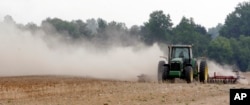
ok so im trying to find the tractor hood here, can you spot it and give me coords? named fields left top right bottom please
left=170, top=58, right=183, bottom=63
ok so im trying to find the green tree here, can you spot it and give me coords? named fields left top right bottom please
left=208, top=36, right=233, bottom=64
left=236, top=36, right=250, bottom=71
left=97, top=18, right=107, bottom=33
left=129, top=25, right=141, bottom=41
left=172, top=17, right=210, bottom=57
left=220, top=1, right=250, bottom=38
left=208, top=23, right=223, bottom=39
left=141, top=10, right=173, bottom=45
left=42, top=18, right=91, bottom=39
left=4, top=15, right=15, bottom=24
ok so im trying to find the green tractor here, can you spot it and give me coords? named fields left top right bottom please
left=158, top=45, right=208, bottom=83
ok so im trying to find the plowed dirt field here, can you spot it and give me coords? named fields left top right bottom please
left=0, top=73, right=249, bottom=105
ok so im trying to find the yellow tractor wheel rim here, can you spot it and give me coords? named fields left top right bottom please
left=205, top=65, right=208, bottom=81
left=190, top=70, right=193, bottom=82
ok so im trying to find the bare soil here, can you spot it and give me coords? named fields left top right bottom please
left=0, top=73, right=249, bottom=105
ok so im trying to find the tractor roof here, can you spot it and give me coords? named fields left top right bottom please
left=168, top=45, right=192, bottom=48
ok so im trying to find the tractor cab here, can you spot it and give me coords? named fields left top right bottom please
left=169, top=45, right=192, bottom=61
left=168, top=45, right=193, bottom=72
left=169, top=46, right=192, bottom=68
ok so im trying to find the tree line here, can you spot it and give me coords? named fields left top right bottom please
left=2, top=1, right=250, bottom=71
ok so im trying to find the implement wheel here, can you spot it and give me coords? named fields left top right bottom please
left=199, top=60, right=208, bottom=83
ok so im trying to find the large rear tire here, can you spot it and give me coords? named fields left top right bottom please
left=162, top=66, right=168, bottom=81
left=158, top=61, right=165, bottom=82
left=158, top=61, right=168, bottom=82
left=185, top=66, right=193, bottom=83
left=199, top=60, right=208, bottom=83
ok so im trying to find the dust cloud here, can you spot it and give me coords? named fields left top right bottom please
left=207, top=60, right=237, bottom=77
left=0, top=22, right=163, bottom=81
left=0, top=21, right=248, bottom=84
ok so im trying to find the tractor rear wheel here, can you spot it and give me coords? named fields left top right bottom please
left=185, top=66, right=193, bottom=83
left=162, top=66, right=168, bottom=81
left=158, top=61, right=165, bottom=82
left=199, top=60, right=208, bottom=83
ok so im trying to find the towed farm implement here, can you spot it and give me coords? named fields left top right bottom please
left=207, top=71, right=240, bottom=84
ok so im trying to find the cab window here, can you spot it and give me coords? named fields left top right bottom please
left=172, top=47, right=190, bottom=59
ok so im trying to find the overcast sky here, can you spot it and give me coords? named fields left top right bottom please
left=0, top=0, right=248, bottom=28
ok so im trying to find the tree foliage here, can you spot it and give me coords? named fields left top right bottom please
left=208, top=23, right=223, bottom=39
left=172, top=17, right=210, bottom=57
left=3, top=1, right=250, bottom=71
left=141, top=10, right=173, bottom=45
left=208, top=36, right=233, bottom=64
left=220, top=1, right=250, bottom=38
